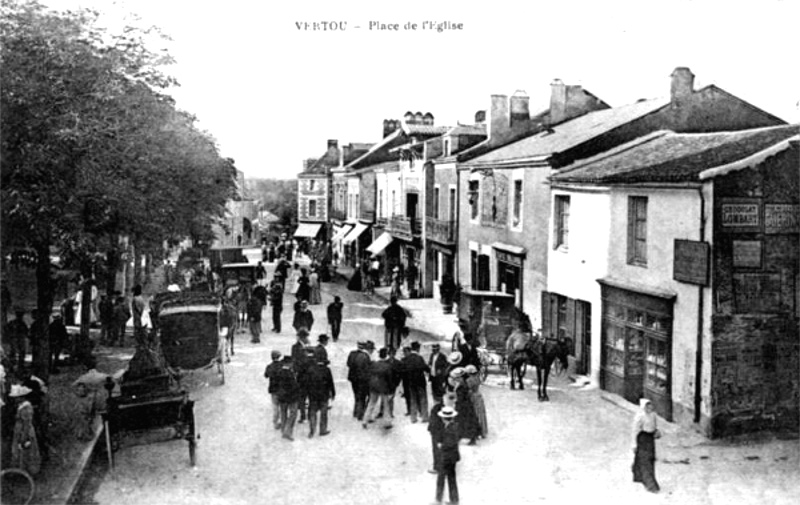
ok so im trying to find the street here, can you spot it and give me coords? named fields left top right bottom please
left=84, top=266, right=799, bottom=505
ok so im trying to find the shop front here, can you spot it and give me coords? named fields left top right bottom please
left=599, top=280, right=675, bottom=421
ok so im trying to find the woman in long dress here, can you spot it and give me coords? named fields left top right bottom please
left=308, top=269, right=322, bottom=305
left=631, top=398, right=661, bottom=493
left=11, top=395, right=41, bottom=476
left=295, top=269, right=310, bottom=302
left=447, top=368, right=480, bottom=445
left=464, top=364, right=488, bottom=439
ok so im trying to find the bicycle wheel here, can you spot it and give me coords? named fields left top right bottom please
left=1, top=468, right=35, bottom=505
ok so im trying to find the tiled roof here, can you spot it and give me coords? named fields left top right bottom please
left=448, top=124, right=486, bottom=136
left=550, top=124, right=800, bottom=184
left=465, top=97, right=670, bottom=165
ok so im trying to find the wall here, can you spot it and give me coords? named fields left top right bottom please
left=297, top=176, right=329, bottom=222
left=709, top=146, right=799, bottom=437
left=359, top=170, right=376, bottom=222
left=547, top=186, right=612, bottom=386
left=607, top=187, right=710, bottom=429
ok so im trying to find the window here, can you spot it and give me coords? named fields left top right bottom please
left=309, top=199, right=317, bottom=217
left=444, top=138, right=451, bottom=157
left=309, top=180, right=316, bottom=191
left=468, top=180, right=479, bottom=220
left=554, top=195, right=570, bottom=250
left=433, top=187, right=441, bottom=219
left=470, top=250, right=478, bottom=288
left=449, top=187, right=457, bottom=223
left=628, top=196, right=648, bottom=265
left=512, top=179, right=523, bottom=228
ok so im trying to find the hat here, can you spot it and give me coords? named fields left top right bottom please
left=443, top=392, right=457, bottom=404
left=431, top=343, right=441, bottom=350
left=449, top=367, right=466, bottom=379
left=364, top=340, right=376, bottom=350
left=639, top=398, right=652, bottom=409
left=438, top=406, right=458, bottom=419
left=9, top=384, right=32, bottom=398
left=464, top=365, right=478, bottom=375
left=271, top=350, right=283, bottom=359
left=447, top=351, right=463, bottom=365
left=318, top=334, right=329, bottom=342
left=296, top=328, right=310, bottom=338
left=410, top=341, right=421, bottom=351
left=357, top=341, right=366, bottom=350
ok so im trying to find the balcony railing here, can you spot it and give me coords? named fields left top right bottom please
left=388, top=215, right=421, bottom=240
left=425, top=217, right=456, bottom=245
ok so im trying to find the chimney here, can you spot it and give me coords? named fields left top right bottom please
left=474, top=110, right=486, bottom=124
left=488, top=94, right=509, bottom=140
left=510, top=90, right=530, bottom=127
left=327, top=139, right=338, bottom=150
left=383, top=119, right=399, bottom=138
left=414, top=111, right=424, bottom=124
left=404, top=111, right=415, bottom=125
left=671, top=67, right=695, bottom=102
left=423, top=112, right=434, bottom=125
left=549, top=79, right=567, bottom=125
left=340, top=145, right=350, bottom=167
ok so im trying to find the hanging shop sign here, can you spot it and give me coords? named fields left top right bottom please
left=673, top=239, right=710, bottom=286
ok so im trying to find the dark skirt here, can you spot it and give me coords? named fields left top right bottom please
left=632, top=431, right=660, bottom=492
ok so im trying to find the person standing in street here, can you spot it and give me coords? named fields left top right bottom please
left=403, top=341, right=430, bottom=423
left=98, top=294, right=113, bottom=344
left=269, top=279, right=283, bottom=333
left=291, top=329, right=311, bottom=423
left=428, top=392, right=457, bottom=474
left=314, top=334, right=329, bottom=365
left=428, top=343, right=449, bottom=405
left=112, top=295, right=131, bottom=347
left=448, top=368, right=480, bottom=445
left=363, top=347, right=395, bottom=429
left=48, top=314, right=69, bottom=373
left=308, top=268, right=322, bottom=305
left=381, top=296, right=407, bottom=351
left=292, top=300, right=314, bottom=334
left=434, top=406, right=460, bottom=505
left=263, top=350, right=284, bottom=430
left=346, top=340, right=373, bottom=421
left=247, top=292, right=264, bottom=344
left=464, top=364, right=488, bottom=439
left=631, top=398, right=661, bottom=493
left=274, top=356, right=300, bottom=441
left=326, top=296, right=343, bottom=342
left=288, top=263, right=302, bottom=296
left=304, top=359, right=335, bottom=438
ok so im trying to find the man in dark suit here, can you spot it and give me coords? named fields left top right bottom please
left=434, top=406, right=461, bottom=504
left=314, top=334, right=330, bottom=365
left=292, top=300, right=314, bottom=333
left=304, top=359, right=335, bottom=438
left=291, top=329, right=311, bottom=423
left=274, top=356, right=300, bottom=441
left=428, top=343, right=449, bottom=405
left=381, top=296, right=407, bottom=351
left=403, top=341, right=430, bottom=423
left=363, top=347, right=395, bottom=429
left=326, top=296, right=343, bottom=342
left=269, top=279, right=283, bottom=333
left=346, top=340, right=373, bottom=421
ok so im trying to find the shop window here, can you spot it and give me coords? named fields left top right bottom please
left=627, top=196, right=648, bottom=266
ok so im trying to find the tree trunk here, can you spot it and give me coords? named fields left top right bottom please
left=105, top=246, right=119, bottom=297
left=33, top=241, right=54, bottom=383
left=133, top=244, right=142, bottom=289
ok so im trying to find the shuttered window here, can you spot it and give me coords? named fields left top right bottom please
left=627, top=196, right=648, bottom=266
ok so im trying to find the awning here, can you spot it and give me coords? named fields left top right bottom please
left=366, top=232, right=394, bottom=255
left=342, top=223, right=369, bottom=245
left=293, top=223, right=322, bottom=238
left=491, top=241, right=527, bottom=256
left=331, top=224, right=354, bottom=243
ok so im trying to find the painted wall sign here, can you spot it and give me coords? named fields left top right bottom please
left=732, top=240, right=762, bottom=268
left=720, top=199, right=761, bottom=233
left=673, top=239, right=710, bottom=285
left=764, top=204, right=799, bottom=233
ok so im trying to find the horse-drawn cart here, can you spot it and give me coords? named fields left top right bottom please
left=456, top=289, right=524, bottom=381
left=102, top=292, right=227, bottom=470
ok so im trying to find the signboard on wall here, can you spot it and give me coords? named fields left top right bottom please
left=720, top=199, right=761, bottom=232
left=764, top=204, right=799, bottom=233
left=732, top=273, right=782, bottom=313
left=732, top=240, right=762, bottom=268
left=673, top=239, right=710, bottom=286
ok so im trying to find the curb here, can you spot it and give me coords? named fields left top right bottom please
left=63, top=415, right=104, bottom=505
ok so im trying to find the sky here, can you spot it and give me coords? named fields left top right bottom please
left=40, top=0, right=800, bottom=180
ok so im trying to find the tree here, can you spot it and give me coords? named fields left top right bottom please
left=1, top=0, right=236, bottom=379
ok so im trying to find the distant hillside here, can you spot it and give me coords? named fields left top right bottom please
left=245, top=179, right=297, bottom=226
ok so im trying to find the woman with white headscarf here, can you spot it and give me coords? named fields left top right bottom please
left=631, top=398, right=661, bottom=493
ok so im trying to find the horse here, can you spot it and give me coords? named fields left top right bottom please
left=505, top=329, right=571, bottom=401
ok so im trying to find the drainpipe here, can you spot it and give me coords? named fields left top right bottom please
left=694, top=185, right=706, bottom=424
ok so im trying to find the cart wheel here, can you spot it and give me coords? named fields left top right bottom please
left=0, top=468, right=35, bottom=505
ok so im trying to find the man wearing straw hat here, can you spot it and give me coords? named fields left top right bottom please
left=433, top=405, right=461, bottom=505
